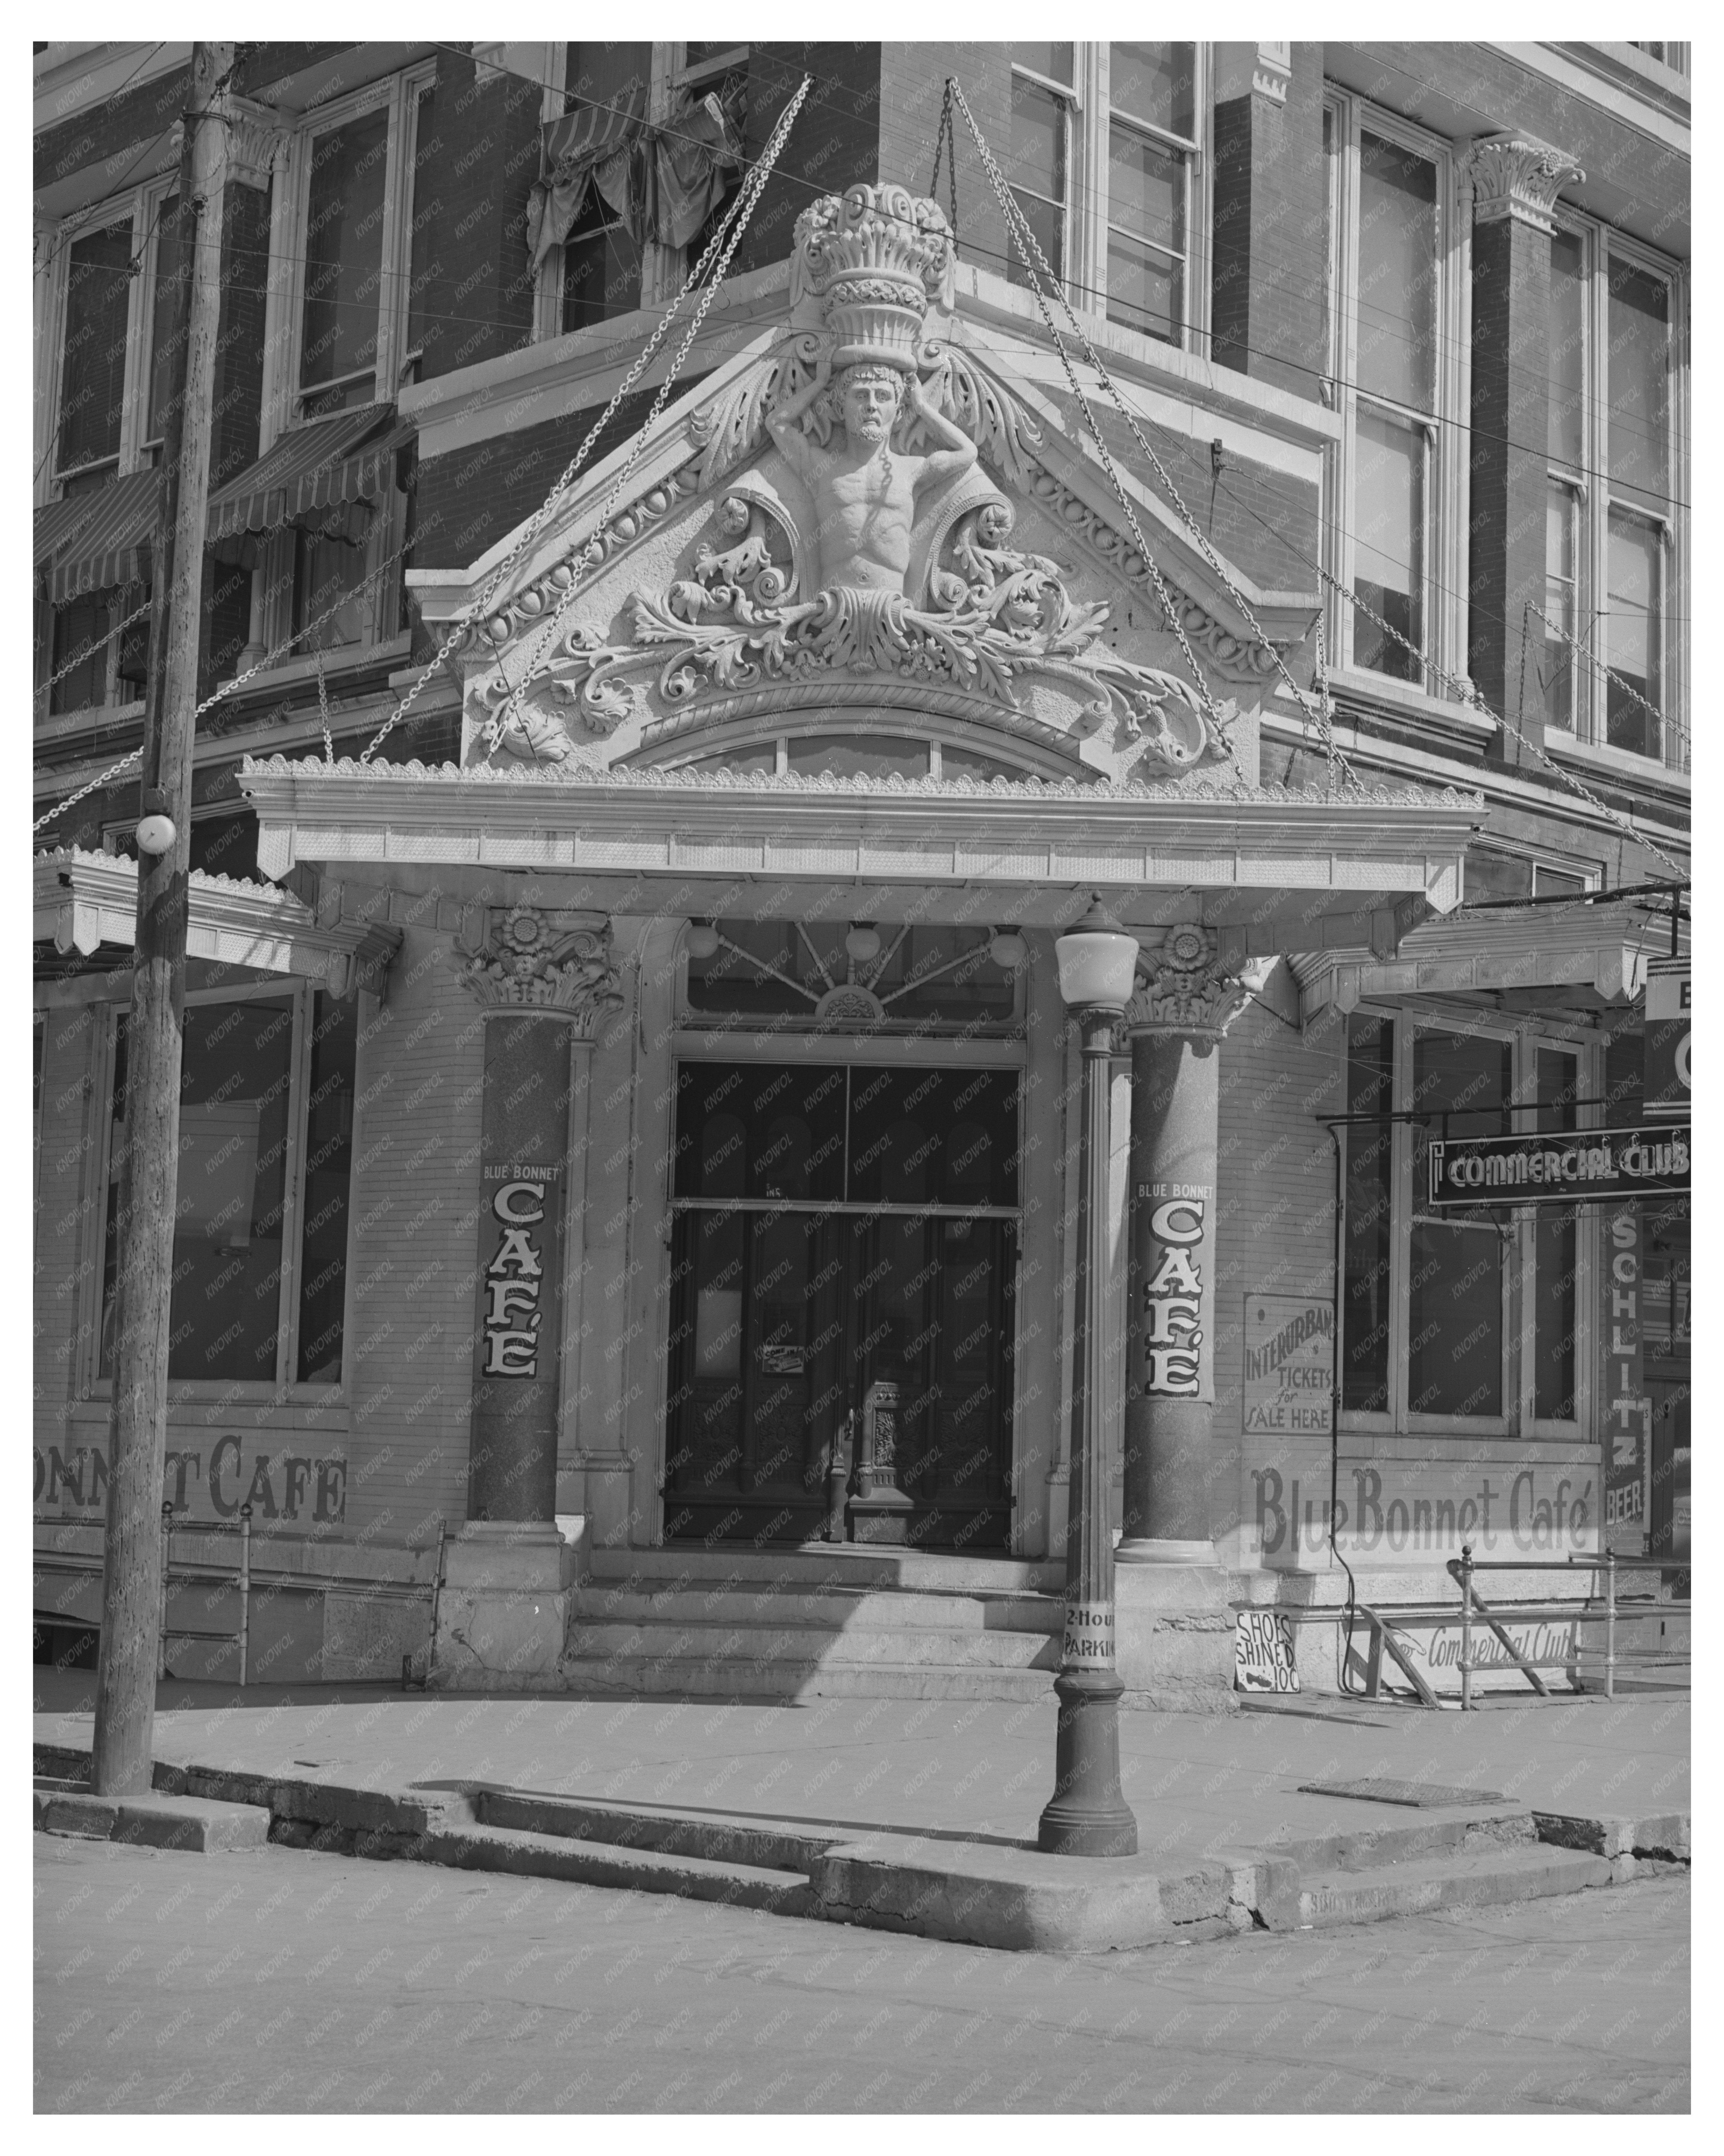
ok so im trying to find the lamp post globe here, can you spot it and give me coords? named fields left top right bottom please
left=1040, top=894, right=1141, bottom=1858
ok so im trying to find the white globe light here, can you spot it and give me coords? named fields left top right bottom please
left=686, top=921, right=720, bottom=960
left=1054, top=894, right=1138, bottom=1012
left=989, top=930, right=1027, bottom=971
left=845, top=923, right=882, bottom=965
left=134, top=813, right=177, bottom=857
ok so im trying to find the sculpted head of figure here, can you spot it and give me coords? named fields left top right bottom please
left=834, top=362, right=905, bottom=445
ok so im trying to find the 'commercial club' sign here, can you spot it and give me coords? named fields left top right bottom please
left=1427, top=1126, right=1689, bottom=1208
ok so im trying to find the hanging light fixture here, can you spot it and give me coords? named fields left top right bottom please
left=989, top=927, right=1027, bottom=972
left=844, top=922, right=882, bottom=966
left=685, top=921, right=720, bottom=960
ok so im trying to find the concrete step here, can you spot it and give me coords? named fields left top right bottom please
left=1280, top=1842, right=1611, bottom=1930
left=572, top=1585, right=1062, bottom=1633
left=553, top=1653, right=1059, bottom=1702
left=586, top=1545, right=1065, bottom=1595
left=474, top=1788, right=836, bottom=1874
left=413, top=1817, right=816, bottom=1916
left=567, top=1618, right=1058, bottom=1670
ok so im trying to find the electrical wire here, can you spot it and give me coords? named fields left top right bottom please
left=39, top=44, right=1687, bottom=511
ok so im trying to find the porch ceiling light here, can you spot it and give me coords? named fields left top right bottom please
left=989, top=928, right=1027, bottom=972
left=1054, top=894, right=1137, bottom=1014
left=685, top=921, right=720, bottom=960
left=844, top=922, right=882, bottom=966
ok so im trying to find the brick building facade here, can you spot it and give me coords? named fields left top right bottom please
left=34, top=41, right=1689, bottom=1700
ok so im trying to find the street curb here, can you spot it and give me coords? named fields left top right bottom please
left=32, top=1743, right=1691, bottom=1953
left=33, top=1785, right=270, bottom=1853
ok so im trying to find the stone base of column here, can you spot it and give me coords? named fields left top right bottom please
left=1114, top=1562, right=1239, bottom=1712
left=428, top=1523, right=573, bottom=1688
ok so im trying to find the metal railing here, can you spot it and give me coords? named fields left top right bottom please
left=1451, top=1544, right=1690, bottom=1710
left=157, top=1500, right=251, bottom=1684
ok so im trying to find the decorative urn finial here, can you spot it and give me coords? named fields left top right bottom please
left=789, top=182, right=956, bottom=371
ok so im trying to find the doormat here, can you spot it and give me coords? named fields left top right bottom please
left=1297, top=1777, right=1506, bottom=1808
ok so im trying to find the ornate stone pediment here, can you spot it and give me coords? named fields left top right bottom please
left=462, top=181, right=1283, bottom=784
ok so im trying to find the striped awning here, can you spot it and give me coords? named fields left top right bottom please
left=206, top=404, right=410, bottom=546
left=36, top=471, right=160, bottom=603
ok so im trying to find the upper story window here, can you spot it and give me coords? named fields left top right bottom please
left=56, top=218, right=132, bottom=490
left=1325, top=94, right=1459, bottom=694
left=538, top=42, right=747, bottom=338
left=559, top=42, right=650, bottom=335
left=1007, top=43, right=1205, bottom=353
left=1544, top=215, right=1684, bottom=768
left=283, top=69, right=428, bottom=425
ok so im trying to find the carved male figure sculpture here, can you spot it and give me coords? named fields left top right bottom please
left=767, top=351, right=977, bottom=596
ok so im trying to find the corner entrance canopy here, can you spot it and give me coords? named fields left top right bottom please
left=241, top=756, right=1481, bottom=946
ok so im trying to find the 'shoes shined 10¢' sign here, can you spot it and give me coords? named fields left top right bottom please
left=1428, top=1125, right=1689, bottom=1208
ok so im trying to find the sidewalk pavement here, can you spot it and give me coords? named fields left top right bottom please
left=32, top=1670, right=1689, bottom=1876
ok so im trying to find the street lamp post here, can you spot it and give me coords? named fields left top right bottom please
left=1039, top=895, right=1140, bottom=1858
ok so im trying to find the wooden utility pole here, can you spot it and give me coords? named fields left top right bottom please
left=92, top=42, right=233, bottom=1796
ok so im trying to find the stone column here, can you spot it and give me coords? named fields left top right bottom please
left=1114, top=925, right=1252, bottom=1707
left=430, top=904, right=622, bottom=1688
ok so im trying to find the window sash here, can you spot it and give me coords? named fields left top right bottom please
left=1542, top=476, right=1581, bottom=731
left=1339, top=1012, right=1586, bottom=1436
left=91, top=981, right=353, bottom=1398
left=1604, top=506, right=1663, bottom=760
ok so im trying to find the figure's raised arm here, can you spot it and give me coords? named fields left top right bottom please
left=765, top=347, right=831, bottom=477
left=906, top=375, right=978, bottom=479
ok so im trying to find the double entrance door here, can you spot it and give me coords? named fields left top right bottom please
left=664, top=1060, right=1019, bottom=1549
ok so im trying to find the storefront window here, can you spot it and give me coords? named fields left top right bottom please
left=1341, top=1015, right=1393, bottom=1412
left=1407, top=1029, right=1509, bottom=1417
left=1340, top=1014, right=1583, bottom=1432
left=99, top=987, right=357, bottom=1388
left=1532, top=1046, right=1579, bottom=1421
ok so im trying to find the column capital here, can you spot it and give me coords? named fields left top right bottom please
left=1463, top=134, right=1585, bottom=237
left=451, top=902, right=625, bottom=1037
left=222, top=98, right=290, bottom=192
left=1121, top=923, right=1252, bottom=1044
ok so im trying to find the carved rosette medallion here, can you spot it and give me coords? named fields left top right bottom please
left=1121, top=922, right=1252, bottom=1044
left=452, top=904, right=624, bottom=1037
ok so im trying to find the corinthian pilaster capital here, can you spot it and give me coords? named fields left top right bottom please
left=450, top=903, right=625, bottom=1038
left=1121, top=923, right=1252, bottom=1044
left=222, top=98, right=289, bottom=192
left=1463, top=135, right=1584, bottom=237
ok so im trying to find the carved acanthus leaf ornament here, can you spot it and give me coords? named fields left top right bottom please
left=452, top=904, right=624, bottom=1034
left=1122, top=922, right=1252, bottom=1043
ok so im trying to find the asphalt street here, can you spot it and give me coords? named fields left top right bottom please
left=34, top=1835, right=1689, bottom=2113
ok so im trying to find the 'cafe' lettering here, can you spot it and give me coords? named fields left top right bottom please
left=1141, top=1191, right=1207, bottom=1397
left=484, top=1175, right=552, bottom=1378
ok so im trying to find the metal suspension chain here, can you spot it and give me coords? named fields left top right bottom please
left=929, top=79, right=959, bottom=238
left=946, top=84, right=1248, bottom=784
left=37, top=594, right=154, bottom=700
left=1284, top=537, right=1689, bottom=881
left=314, top=642, right=334, bottom=764
left=950, top=80, right=1366, bottom=796
left=1525, top=594, right=1681, bottom=756
left=363, top=76, right=812, bottom=767
left=477, top=74, right=814, bottom=760
left=33, top=538, right=409, bottom=838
